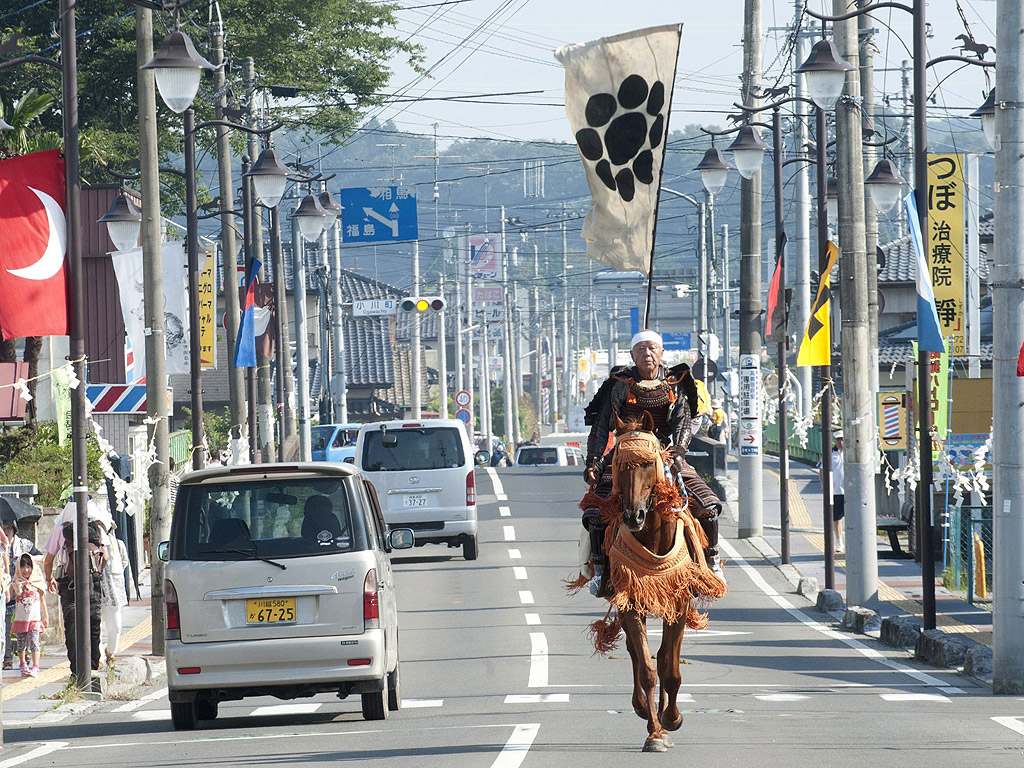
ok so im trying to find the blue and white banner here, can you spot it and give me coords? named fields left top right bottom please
left=905, top=192, right=946, bottom=353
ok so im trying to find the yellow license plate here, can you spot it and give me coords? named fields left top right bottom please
left=246, top=597, right=297, bottom=625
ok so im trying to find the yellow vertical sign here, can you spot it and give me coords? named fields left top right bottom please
left=926, top=154, right=965, bottom=355
left=198, top=247, right=216, bottom=369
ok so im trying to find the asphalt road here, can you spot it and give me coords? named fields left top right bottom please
left=3, top=466, right=1023, bottom=767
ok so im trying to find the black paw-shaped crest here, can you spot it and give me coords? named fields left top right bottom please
left=575, top=74, right=666, bottom=202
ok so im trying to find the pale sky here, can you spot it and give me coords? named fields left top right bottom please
left=375, top=0, right=997, bottom=144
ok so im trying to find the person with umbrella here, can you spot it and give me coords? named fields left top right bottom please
left=0, top=497, right=42, bottom=670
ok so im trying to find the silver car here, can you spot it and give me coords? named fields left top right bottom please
left=159, top=463, right=412, bottom=730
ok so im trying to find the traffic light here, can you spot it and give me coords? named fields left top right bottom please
left=399, top=296, right=446, bottom=313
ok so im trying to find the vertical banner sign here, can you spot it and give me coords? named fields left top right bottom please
left=912, top=340, right=950, bottom=462
left=926, top=154, right=965, bottom=355
left=738, top=354, right=761, bottom=456
left=877, top=392, right=907, bottom=451
left=198, top=248, right=216, bottom=369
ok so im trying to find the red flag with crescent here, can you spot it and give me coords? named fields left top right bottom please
left=0, top=150, right=69, bottom=340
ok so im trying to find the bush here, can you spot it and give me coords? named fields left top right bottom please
left=0, top=421, right=103, bottom=506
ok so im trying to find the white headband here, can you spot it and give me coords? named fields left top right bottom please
left=630, top=330, right=663, bottom=348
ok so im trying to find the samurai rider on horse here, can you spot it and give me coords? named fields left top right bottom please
left=578, top=328, right=724, bottom=596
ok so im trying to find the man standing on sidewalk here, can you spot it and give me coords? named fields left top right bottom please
left=830, top=432, right=846, bottom=554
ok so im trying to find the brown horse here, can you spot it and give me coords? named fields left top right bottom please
left=596, top=412, right=726, bottom=753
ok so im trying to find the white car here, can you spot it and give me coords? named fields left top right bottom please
left=514, top=444, right=586, bottom=467
left=160, top=462, right=413, bottom=730
left=356, top=419, right=479, bottom=560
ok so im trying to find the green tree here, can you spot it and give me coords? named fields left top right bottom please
left=0, top=422, right=103, bottom=507
left=1, top=2, right=421, bottom=191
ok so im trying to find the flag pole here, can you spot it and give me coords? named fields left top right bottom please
left=643, top=23, right=683, bottom=329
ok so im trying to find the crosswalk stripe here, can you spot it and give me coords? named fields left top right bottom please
left=505, top=694, right=569, bottom=704
left=250, top=703, right=322, bottom=717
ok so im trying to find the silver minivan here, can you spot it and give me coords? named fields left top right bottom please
left=356, top=419, right=479, bottom=560
left=161, top=463, right=412, bottom=730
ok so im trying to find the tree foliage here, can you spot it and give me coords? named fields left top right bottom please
left=0, top=422, right=104, bottom=507
left=0, top=1, right=420, bottom=187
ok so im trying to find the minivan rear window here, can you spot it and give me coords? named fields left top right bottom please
left=362, top=427, right=465, bottom=471
left=176, top=477, right=361, bottom=560
left=517, top=447, right=558, bottom=465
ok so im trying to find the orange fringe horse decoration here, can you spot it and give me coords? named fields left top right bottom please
left=570, top=412, right=727, bottom=752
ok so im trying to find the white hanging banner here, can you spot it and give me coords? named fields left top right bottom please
left=556, top=24, right=683, bottom=274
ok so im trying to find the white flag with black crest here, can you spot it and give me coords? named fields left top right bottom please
left=556, top=24, right=682, bottom=275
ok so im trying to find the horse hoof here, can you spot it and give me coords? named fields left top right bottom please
left=660, top=712, right=683, bottom=732
left=643, top=738, right=668, bottom=753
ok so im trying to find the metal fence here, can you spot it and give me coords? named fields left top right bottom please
left=943, top=505, right=993, bottom=606
left=169, top=429, right=191, bottom=468
left=763, top=421, right=823, bottom=465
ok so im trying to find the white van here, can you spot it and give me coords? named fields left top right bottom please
left=161, top=463, right=413, bottom=730
left=356, top=419, right=479, bottom=560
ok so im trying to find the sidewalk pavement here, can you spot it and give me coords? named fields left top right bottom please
left=724, top=452, right=994, bottom=648
left=2, top=569, right=159, bottom=726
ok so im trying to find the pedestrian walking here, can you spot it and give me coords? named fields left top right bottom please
left=11, top=553, right=48, bottom=677
left=96, top=516, right=130, bottom=666
left=819, top=431, right=846, bottom=554
left=42, top=500, right=109, bottom=681
left=3, top=521, right=41, bottom=670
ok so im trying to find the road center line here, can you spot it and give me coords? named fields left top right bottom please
left=518, top=590, right=534, bottom=604
left=513, top=566, right=528, bottom=580
left=508, top=548, right=521, bottom=559
left=525, top=613, right=541, bottom=625
left=490, top=724, right=540, bottom=768
left=528, top=632, right=548, bottom=687
left=719, top=539, right=949, bottom=688
left=503, top=525, right=516, bottom=541
left=486, top=468, right=508, bottom=500
left=499, top=505, right=511, bottom=517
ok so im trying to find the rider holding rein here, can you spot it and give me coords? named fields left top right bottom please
left=580, top=329, right=724, bottom=588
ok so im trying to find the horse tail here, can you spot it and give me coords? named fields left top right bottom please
left=588, top=605, right=623, bottom=656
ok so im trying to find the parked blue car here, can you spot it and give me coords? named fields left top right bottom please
left=311, top=423, right=363, bottom=463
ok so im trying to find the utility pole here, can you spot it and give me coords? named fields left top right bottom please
left=209, top=15, right=244, bottom=439
left=330, top=215, right=347, bottom=423
left=793, top=0, right=813, bottom=419
left=438, top=272, right=448, bottom=418
left=697, top=202, right=708, bottom=390
left=136, top=5, right=170, bottom=656
left=291, top=212, right=311, bottom=460
left=550, top=295, right=559, bottom=427
left=500, top=207, right=514, bottom=442
left=991, top=0, right=1024, bottom=694
left=738, top=0, right=764, bottom=538
left=482, top=312, right=492, bottom=452
left=561, top=203, right=570, bottom=430
left=859, top=1, right=880, bottom=399
left=834, top=1, right=877, bottom=608
left=465, top=223, right=474, bottom=430
left=245, top=58, right=274, bottom=460
left=721, top=223, right=732, bottom=402
left=411, top=239, right=422, bottom=418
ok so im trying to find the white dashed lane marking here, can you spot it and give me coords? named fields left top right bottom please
left=508, top=548, right=521, bottom=559
left=499, top=505, right=511, bottom=517
left=879, top=693, right=950, bottom=703
left=993, top=717, right=1024, bottom=737
left=528, top=632, right=548, bottom=687
left=250, top=703, right=323, bottom=717
left=486, top=468, right=508, bottom=501
left=505, top=694, right=570, bottom=704
left=490, top=724, right=539, bottom=768
left=503, top=526, right=516, bottom=541
left=518, top=590, right=534, bottom=604
left=404, top=699, right=444, bottom=708
left=513, top=566, right=528, bottom=580
left=525, top=613, right=541, bottom=625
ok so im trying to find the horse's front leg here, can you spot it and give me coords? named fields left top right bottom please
left=657, top=619, right=686, bottom=732
left=621, top=610, right=665, bottom=749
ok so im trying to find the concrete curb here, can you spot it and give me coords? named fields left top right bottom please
left=99, top=656, right=167, bottom=700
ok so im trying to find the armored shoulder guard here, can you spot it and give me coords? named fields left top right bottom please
left=667, top=362, right=699, bottom=419
left=584, top=366, right=628, bottom=426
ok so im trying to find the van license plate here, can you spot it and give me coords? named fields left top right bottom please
left=246, top=597, right=297, bottom=625
left=403, top=494, right=428, bottom=508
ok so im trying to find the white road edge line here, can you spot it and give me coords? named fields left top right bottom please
left=499, top=505, right=511, bottom=517
left=490, top=724, right=540, bottom=768
left=0, top=742, right=69, bottom=768
left=528, top=632, right=548, bottom=687
left=992, top=716, right=1024, bottom=737
left=486, top=468, right=508, bottom=500
left=503, top=525, right=516, bottom=541
left=719, top=539, right=949, bottom=688
left=112, top=686, right=169, bottom=713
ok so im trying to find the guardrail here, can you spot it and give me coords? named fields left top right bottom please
left=169, top=429, right=191, bottom=467
left=763, top=421, right=823, bottom=465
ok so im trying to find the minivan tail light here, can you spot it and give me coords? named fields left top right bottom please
left=466, top=470, right=476, bottom=506
left=363, top=569, right=380, bottom=628
left=165, top=579, right=181, bottom=640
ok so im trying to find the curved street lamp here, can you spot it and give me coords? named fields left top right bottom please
left=864, top=157, right=906, bottom=213
left=694, top=145, right=733, bottom=195
left=794, top=38, right=855, bottom=111
left=140, top=30, right=213, bottom=114
left=245, top=148, right=291, bottom=209
left=970, top=88, right=996, bottom=150
left=727, top=125, right=770, bottom=180
left=318, top=188, right=342, bottom=230
left=294, top=192, right=328, bottom=242
left=98, top=190, right=143, bottom=252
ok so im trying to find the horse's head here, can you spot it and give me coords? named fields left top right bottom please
left=613, top=412, right=664, bottom=532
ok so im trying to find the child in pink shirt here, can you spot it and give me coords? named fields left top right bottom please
left=12, top=554, right=48, bottom=677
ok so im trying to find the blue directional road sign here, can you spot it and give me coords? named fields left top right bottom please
left=629, top=307, right=691, bottom=350
left=340, top=186, right=418, bottom=243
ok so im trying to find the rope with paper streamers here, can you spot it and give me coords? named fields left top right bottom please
left=0, top=358, right=84, bottom=402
